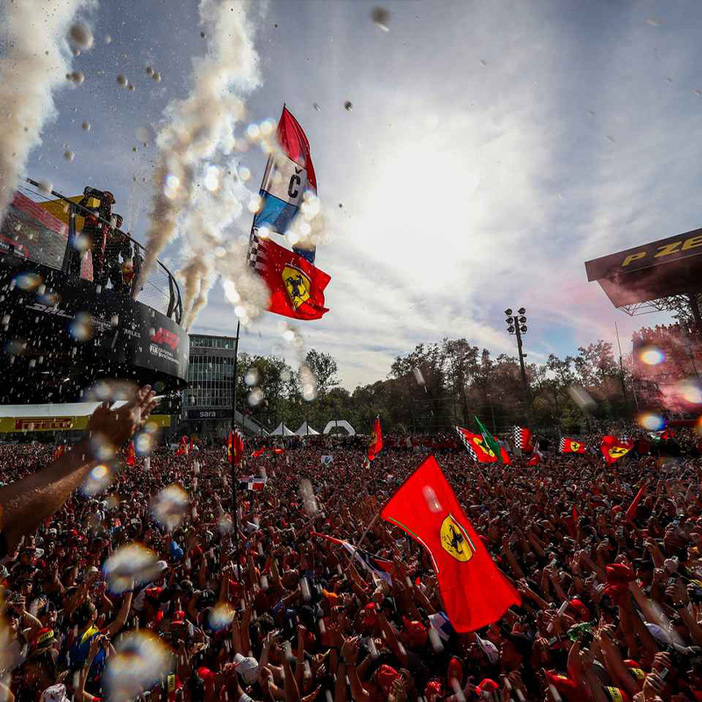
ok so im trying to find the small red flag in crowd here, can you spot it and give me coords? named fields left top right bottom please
left=513, top=426, right=534, bottom=453
left=251, top=448, right=266, bottom=458
left=381, top=455, right=520, bottom=632
left=228, top=431, right=244, bottom=465
left=527, top=450, right=541, bottom=466
left=125, top=441, right=136, bottom=467
left=625, top=483, right=647, bottom=522
left=601, top=435, right=634, bottom=464
left=559, top=437, right=586, bottom=454
left=175, top=435, right=188, bottom=456
left=368, top=417, right=383, bottom=461
left=456, top=427, right=511, bottom=465
left=52, top=444, right=67, bottom=461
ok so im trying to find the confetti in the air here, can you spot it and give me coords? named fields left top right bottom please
left=68, top=23, right=94, bottom=50
left=371, top=6, right=390, bottom=32
left=106, top=631, right=172, bottom=701
left=151, top=485, right=190, bottom=531
left=103, top=543, right=163, bottom=593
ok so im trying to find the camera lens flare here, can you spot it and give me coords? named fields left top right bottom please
left=638, top=346, right=666, bottom=366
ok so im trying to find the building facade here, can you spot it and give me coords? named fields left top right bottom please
left=182, top=334, right=236, bottom=437
left=181, top=333, right=267, bottom=438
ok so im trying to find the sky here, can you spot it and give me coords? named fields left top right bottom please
left=17, top=0, right=702, bottom=389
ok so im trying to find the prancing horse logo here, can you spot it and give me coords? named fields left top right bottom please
left=440, top=515, right=475, bottom=562
left=282, top=264, right=311, bottom=309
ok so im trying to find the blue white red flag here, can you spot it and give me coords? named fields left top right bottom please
left=254, top=106, right=317, bottom=263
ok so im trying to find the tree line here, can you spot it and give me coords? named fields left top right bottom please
left=235, top=338, right=637, bottom=436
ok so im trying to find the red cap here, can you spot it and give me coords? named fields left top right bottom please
left=545, top=670, right=580, bottom=697
left=375, top=664, right=400, bottom=695
left=402, top=618, right=428, bottom=648
left=477, top=678, right=499, bottom=694
left=197, top=666, right=215, bottom=682
left=568, top=598, right=590, bottom=620
left=361, top=603, right=378, bottom=627
left=425, top=680, right=443, bottom=700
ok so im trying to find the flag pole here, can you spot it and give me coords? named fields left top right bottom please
left=355, top=512, right=380, bottom=549
left=231, top=319, right=241, bottom=568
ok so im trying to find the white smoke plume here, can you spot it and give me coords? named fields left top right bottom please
left=138, top=0, right=268, bottom=328
left=0, top=0, right=93, bottom=222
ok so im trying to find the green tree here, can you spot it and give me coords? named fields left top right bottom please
left=304, top=349, right=339, bottom=397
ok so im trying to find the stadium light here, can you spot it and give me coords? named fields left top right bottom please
left=504, top=305, right=531, bottom=414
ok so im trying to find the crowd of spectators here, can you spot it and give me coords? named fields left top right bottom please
left=1, top=411, right=701, bottom=701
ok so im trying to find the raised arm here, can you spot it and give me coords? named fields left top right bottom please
left=0, top=386, right=156, bottom=552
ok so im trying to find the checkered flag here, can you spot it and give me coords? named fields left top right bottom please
left=247, top=233, right=265, bottom=271
left=456, top=426, right=478, bottom=462
left=513, top=426, right=533, bottom=452
left=559, top=437, right=566, bottom=453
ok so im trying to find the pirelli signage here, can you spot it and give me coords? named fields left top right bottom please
left=585, top=227, right=702, bottom=307
left=586, top=228, right=702, bottom=281
left=0, top=414, right=172, bottom=434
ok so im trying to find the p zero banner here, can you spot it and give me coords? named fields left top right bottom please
left=585, top=228, right=702, bottom=307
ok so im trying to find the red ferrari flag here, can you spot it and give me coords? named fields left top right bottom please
left=125, top=441, right=136, bottom=467
left=248, top=235, right=330, bottom=320
left=228, top=431, right=244, bottom=465
left=251, top=447, right=266, bottom=458
left=52, top=444, right=67, bottom=461
left=513, top=426, right=534, bottom=453
left=527, top=450, right=541, bottom=467
left=175, top=436, right=188, bottom=456
left=456, top=427, right=511, bottom=465
left=559, top=437, right=586, bottom=454
left=625, top=483, right=647, bottom=522
left=368, top=417, right=383, bottom=461
left=381, top=456, right=520, bottom=632
left=601, top=435, right=634, bottom=464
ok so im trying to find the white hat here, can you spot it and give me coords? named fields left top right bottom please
left=233, top=653, right=259, bottom=685
left=40, top=684, right=69, bottom=702
left=475, top=635, right=500, bottom=664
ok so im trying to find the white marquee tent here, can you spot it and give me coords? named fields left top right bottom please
left=271, top=423, right=295, bottom=436
left=295, top=422, right=320, bottom=436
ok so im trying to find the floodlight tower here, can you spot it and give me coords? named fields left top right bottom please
left=505, top=307, right=531, bottom=412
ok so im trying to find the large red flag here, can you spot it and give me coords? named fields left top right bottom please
left=601, top=435, right=634, bottom=464
left=559, top=437, right=586, bottom=454
left=456, top=427, right=511, bottom=465
left=249, top=235, right=330, bottom=320
left=381, top=456, right=520, bottom=632
left=229, top=431, right=244, bottom=465
left=368, top=417, right=383, bottom=461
